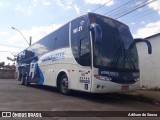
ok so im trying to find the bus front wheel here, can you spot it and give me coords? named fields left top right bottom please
left=59, top=75, right=70, bottom=95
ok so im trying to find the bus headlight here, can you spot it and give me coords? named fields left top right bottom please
left=94, top=75, right=112, bottom=81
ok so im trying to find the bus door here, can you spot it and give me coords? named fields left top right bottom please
left=71, top=16, right=92, bottom=92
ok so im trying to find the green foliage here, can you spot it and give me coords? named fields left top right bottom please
left=0, top=62, right=5, bottom=68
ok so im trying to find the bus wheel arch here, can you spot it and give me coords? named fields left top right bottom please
left=56, top=71, right=70, bottom=95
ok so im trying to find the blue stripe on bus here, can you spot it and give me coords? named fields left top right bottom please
left=38, top=67, right=44, bottom=85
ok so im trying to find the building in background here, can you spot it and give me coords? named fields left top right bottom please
left=136, top=33, right=160, bottom=90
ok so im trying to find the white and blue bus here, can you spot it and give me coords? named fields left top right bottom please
left=16, top=13, right=152, bottom=95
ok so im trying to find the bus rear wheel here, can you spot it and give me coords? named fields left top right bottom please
left=59, top=75, right=70, bottom=95
left=20, top=76, right=25, bottom=85
left=24, top=76, right=30, bottom=86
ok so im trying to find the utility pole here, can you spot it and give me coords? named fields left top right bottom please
left=11, top=27, right=32, bottom=46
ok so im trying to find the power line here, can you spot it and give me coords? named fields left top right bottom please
left=108, top=0, right=140, bottom=18
left=52, top=0, right=157, bottom=25
left=91, top=0, right=112, bottom=12
left=0, top=44, right=25, bottom=48
left=125, top=9, right=156, bottom=23
left=53, top=0, right=113, bottom=25
left=54, top=0, right=138, bottom=25
left=125, top=7, right=152, bottom=19
left=108, top=0, right=142, bottom=18
left=0, top=51, right=18, bottom=53
left=104, top=0, right=138, bottom=16
left=52, top=0, right=130, bottom=25
left=134, top=12, right=157, bottom=22
left=50, top=0, right=158, bottom=35
left=114, top=0, right=157, bottom=19
left=53, top=3, right=89, bottom=25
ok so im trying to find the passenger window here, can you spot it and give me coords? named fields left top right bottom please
left=54, top=24, right=69, bottom=49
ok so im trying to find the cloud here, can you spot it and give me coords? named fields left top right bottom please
left=87, top=9, right=91, bottom=12
left=43, top=0, right=51, bottom=6
left=56, top=0, right=64, bottom=7
left=0, top=32, right=9, bottom=37
left=130, top=22, right=136, bottom=25
left=84, top=0, right=114, bottom=6
left=31, top=0, right=51, bottom=7
left=0, top=2, right=3, bottom=7
left=14, top=3, right=33, bottom=16
left=0, top=52, right=13, bottom=64
left=0, top=45, right=22, bottom=65
left=74, top=4, right=80, bottom=14
left=8, top=24, right=62, bottom=47
left=32, top=0, right=39, bottom=7
left=148, top=0, right=160, bottom=14
left=0, top=1, right=11, bottom=9
left=56, top=1, right=87, bottom=15
left=2, top=24, right=62, bottom=64
left=55, top=0, right=81, bottom=15
left=27, top=9, right=33, bottom=15
left=133, top=20, right=160, bottom=38
left=56, top=0, right=73, bottom=9
left=14, top=3, right=25, bottom=12
left=140, top=21, right=146, bottom=25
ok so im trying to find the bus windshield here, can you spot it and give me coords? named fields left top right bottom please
left=89, top=14, right=139, bottom=71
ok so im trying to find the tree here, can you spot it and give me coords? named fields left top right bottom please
left=0, top=62, right=5, bottom=69
left=11, top=63, right=16, bottom=69
left=7, top=53, right=17, bottom=64
left=4, top=63, right=11, bottom=69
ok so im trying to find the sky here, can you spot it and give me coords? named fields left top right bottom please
left=0, top=0, right=160, bottom=64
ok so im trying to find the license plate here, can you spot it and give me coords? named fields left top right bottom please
left=121, top=86, right=129, bottom=90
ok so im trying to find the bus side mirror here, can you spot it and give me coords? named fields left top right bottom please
left=90, top=23, right=102, bottom=44
left=129, top=38, right=152, bottom=54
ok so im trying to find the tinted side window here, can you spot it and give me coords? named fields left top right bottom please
left=25, top=50, right=35, bottom=59
left=71, top=17, right=91, bottom=66
left=27, top=24, right=69, bottom=56
left=38, top=33, right=55, bottom=52
left=54, top=24, right=69, bottom=49
left=27, top=33, right=55, bottom=56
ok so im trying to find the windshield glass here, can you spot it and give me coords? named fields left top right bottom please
left=89, top=14, right=139, bottom=71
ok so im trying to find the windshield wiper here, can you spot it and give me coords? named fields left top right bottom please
left=109, top=47, right=136, bottom=70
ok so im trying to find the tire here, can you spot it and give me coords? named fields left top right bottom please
left=20, top=76, right=24, bottom=85
left=24, top=75, right=30, bottom=86
left=59, top=75, right=70, bottom=95
left=18, top=74, right=22, bottom=81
